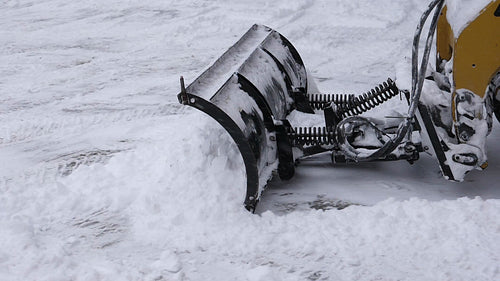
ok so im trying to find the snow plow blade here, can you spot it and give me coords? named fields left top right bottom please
left=178, top=24, right=312, bottom=211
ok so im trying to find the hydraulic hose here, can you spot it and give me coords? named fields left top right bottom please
left=336, top=0, right=445, bottom=161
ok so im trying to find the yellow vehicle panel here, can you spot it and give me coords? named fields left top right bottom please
left=453, top=0, right=500, bottom=98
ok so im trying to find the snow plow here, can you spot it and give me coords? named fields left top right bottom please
left=178, top=0, right=500, bottom=211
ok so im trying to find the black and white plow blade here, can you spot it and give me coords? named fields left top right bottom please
left=177, top=24, right=309, bottom=211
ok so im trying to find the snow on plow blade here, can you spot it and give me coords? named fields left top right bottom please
left=178, top=24, right=311, bottom=211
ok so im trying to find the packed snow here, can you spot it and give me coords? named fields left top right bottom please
left=1, top=0, right=499, bottom=280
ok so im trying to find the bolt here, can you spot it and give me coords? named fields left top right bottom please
left=405, top=144, right=416, bottom=153
left=459, top=131, right=469, bottom=141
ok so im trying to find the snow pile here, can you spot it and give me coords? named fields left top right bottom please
left=1, top=0, right=500, bottom=280
left=2, top=114, right=500, bottom=280
left=2, top=137, right=500, bottom=280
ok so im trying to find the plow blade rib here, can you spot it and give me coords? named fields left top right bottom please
left=178, top=24, right=308, bottom=211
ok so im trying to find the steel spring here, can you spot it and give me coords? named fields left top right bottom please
left=307, top=78, right=399, bottom=116
left=287, top=126, right=335, bottom=146
left=338, top=78, right=399, bottom=117
left=308, top=93, right=355, bottom=110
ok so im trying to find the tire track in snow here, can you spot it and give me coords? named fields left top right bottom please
left=0, top=103, right=183, bottom=145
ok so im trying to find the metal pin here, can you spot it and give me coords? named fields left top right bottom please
left=179, top=76, right=189, bottom=104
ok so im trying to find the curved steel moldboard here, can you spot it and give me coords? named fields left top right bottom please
left=186, top=24, right=307, bottom=103
left=178, top=24, right=308, bottom=211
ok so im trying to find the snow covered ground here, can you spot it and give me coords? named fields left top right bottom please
left=1, top=0, right=499, bottom=280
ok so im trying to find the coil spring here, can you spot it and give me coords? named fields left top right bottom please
left=339, top=78, right=399, bottom=117
left=308, top=78, right=399, bottom=117
left=308, top=93, right=355, bottom=110
left=287, top=126, right=335, bottom=146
